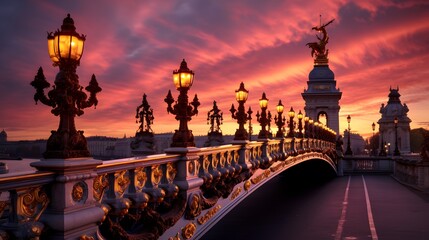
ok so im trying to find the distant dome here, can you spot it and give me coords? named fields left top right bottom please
left=378, top=88, right=411, bottom=123
left=309, top=65, right=335, bottom=80
left=0, top=129, right=6, bottom=137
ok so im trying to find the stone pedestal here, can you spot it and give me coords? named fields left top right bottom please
left=31, top=158, right=105, bottom=239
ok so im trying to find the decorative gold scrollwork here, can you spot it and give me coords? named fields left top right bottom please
left=135, top=167, right=147, bottom=191
left=151, top=165, right=163, bottom=186
left=270, top=163, right=283, bottom=173
left=244, top=180, right=251, bottom=191
left=188, top=160, right=195, bottom=175
left=72, top=181, right=86, bottom=202
left=226, top=151, right=232, bottom=165
left=197, top=205, right=221, bottom=225
left=250, top=169, right=271, bottom=185
left=230, top=187, right=242, bottom=200
left=115, top=170, right=130, bottom=198
left=203, top=155, right=210, bottom=172
left=181, top=222, right=196, bottom=240
left=168, top=232, right=181, bottom=240
left=219, top=153, right=226, bottom=167
left=211, top=154, right=218, bottom=168
left=93, top=174, right=108, bottom=202
left=18, top=187, right=49, bottom=222
left=166, top=162, right=177, bottom=183
left=79, top=235, right=94, bottom=240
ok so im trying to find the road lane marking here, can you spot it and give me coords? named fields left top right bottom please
left=334, top=175, right=351, bottom=240
left=362, top=175, right=379, bottom=240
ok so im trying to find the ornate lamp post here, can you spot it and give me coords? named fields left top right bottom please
left=130, top=94, right=155, bottom=154
left=345, top=115, right=353, bottom=155
left=204, top=101, right=224, bottom=146
left=304, top=116, right=309, bottom=138
left=256, top=92, right=271, bottom=139
left=309, top=119, right=314, bottom=138
left=164, top=59, right=200, bottom=147
left=274, top=100, right=286, bottom=138
left=394, top=117, right=401, bottom=156
left=30, top=14, right=101, bottom=159
left=230, top=82, right=252, bottom=140
left=287, top=107, right=295, bottom=138
left=297, top=110, right=304, bottom=138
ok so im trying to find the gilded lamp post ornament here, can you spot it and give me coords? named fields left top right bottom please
left=256, top=92, right=271, bottom=139
left=306, top=18, right=335, bottom=65
left=274, top=100, right=286, bottom=138
left=230, top=82, right=252, bottom=141
left=30, top=14, right=101, bottom=159
left=204, top=101, right=225, bottom=146
left=130, top=94, right=155, bottom=154
left=165, top=59, right=200, bottom=147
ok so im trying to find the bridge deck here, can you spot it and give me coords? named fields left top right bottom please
left=203, top=175, right=429, bottom=240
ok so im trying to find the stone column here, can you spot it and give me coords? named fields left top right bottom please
left=31, top=158, right=105, bottom=239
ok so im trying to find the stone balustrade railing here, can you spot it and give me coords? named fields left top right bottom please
left=0, top=137, right=337, bottom=239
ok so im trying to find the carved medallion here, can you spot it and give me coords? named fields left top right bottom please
left=181, top=222, right=196, bottom=240
left=244, top=180, right=251, bottom=191
left=185, top=193, right=201, bottom=219
left=72, top=181, right=87, bottom=203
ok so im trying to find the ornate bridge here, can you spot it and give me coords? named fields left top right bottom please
left=0, top=136, right=338, bottom=239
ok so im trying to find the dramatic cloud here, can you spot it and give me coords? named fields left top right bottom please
left=1, top=0, right=428, bottom=141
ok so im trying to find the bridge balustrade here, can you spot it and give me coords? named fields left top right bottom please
left=0, top=137, right=337, bottom=239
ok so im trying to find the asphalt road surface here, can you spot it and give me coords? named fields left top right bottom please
left=202, top=173, right=429, bottom=240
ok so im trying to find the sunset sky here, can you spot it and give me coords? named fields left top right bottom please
left=1, top=0, right=429, bottom=141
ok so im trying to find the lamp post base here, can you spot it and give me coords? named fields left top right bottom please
left=233, top=128, right=249, bottom=141
left=44, top=130, right=90, bottom=159
left=171, top=129, right=196, bottom=148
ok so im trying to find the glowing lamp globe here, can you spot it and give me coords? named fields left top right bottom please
left=288, top=107, right=295, bottom=118
left=259, top=92, right=268, bottom=109
left=304, top=116, right=309, bottom=122
left=297, top=110, right=303, bottom=120
left=47, top=14, right=85, bottom=65
left=235, top=82, right=249, bottom=102
left=276, top=100, right=284, bottom=114
left=173, top=59, right=194, bottom=90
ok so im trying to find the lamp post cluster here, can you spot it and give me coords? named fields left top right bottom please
left=229, top=86, right=336, bottom=142
left=33, top=15, right=340, bottom=159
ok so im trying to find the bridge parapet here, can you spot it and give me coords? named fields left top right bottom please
left=0, top=138, right=337, bottom=239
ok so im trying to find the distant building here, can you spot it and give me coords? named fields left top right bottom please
left=378, top=87, right=411, bottom=154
